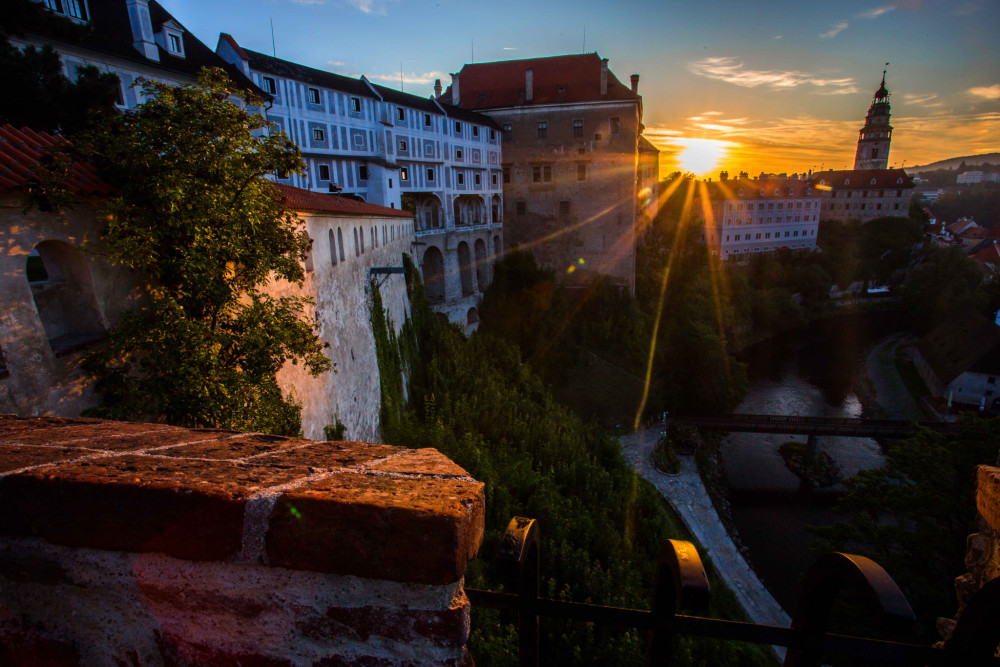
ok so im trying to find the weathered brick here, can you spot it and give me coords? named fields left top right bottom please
left=368, top=448, right=473, bottom=478
left=266, top=473, right=485, bottom=584
left=977, top=466, right=1000, bottom=534
left=0, top=444, right=94, bottom=473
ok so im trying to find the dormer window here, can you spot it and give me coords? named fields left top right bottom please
left=870, top=178, right=877, bottom=185
left=261, top=76, right=276, bottom=95
left=896, top=177, right=903, bottom=184
left=844, top=178, right=850, bottom=185
left=156, top=20, right=185, bottom=58
left=738, top=189, right=744, bottom=197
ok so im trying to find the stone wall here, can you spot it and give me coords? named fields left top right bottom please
left=938, top=464, right=1000, bottom=643
left=0, top=416, right=484, bottom=665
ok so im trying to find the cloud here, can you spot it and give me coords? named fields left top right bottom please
left=344, top=0, right=390, bottom=14
left=327, top=60, right=347, bottom=68
left=290, top=0, right=325, bottom=4
left=369, top=70, right=445, bottom=85
left=820, top=21, right=849, bottom=38
left=968, top=84, right=1000, bottom=101
left=903, top=93, right=943, bottom=107
left=688, top=57, right=857, bottom=94
left=503, top=47, right=517, bottom=51
left=859, top=5, right=895, bottom=19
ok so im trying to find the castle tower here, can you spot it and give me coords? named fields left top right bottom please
left=854, top=69, right=893, bottom=170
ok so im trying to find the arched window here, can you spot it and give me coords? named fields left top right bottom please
left=337, top=228, right=345, bottom=261
left=353, top=227, right=360, bottom=256
left=27, top=241, right=105, bottom=355
left=329, top=229, right=337, bottom=266
left=457, top=241, right=474, bottom=296
left=422, top=246, right=446, bottom=305
left=467, top=307, right=479, bottom=328
left=474, top=238, right=488, bottom=291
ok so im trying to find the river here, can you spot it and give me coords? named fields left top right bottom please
left=721, top=313, right=899, bottom=612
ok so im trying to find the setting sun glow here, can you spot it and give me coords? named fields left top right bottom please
left=674, top=137, right=731, bottom=177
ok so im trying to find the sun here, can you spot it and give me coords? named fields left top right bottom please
left=675, top=138, right=731, bottom=177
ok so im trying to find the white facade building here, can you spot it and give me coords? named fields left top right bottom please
left=216, top=35, right=503, bottom=326
left=700, top=176, right=822, bottom=260
left=957, top=171, right=1000, bottom=185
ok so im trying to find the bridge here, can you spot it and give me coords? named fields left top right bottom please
left=675, top=414, right=959, bottom=439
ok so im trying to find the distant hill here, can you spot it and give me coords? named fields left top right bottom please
left=906, top=153, right=1000, bottom=173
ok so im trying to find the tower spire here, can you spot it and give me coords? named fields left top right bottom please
left=854, top=65, right=893, bottom=170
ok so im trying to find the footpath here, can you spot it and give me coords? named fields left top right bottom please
left=620, top=429, right=790, bottom=660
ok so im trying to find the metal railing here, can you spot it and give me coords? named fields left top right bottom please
left=464, top=517, right=1000, bottom=666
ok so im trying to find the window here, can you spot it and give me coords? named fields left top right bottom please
left=516, top=201, right=526, bottom=216
left=401, top=167, right=409, bottom=181
left=359, top=165, right=369, bottom=181
left=397, top=107, right=405, bottom=121
left=262, top=76, right=276, bottom=95
left=610, top=117, right=621, bottom=134
left=577, top=164, right=587, bottom=181
left=168, top=33, right=182, bottom=53
left=319, top=164, right=330, bottom=181
left=426, top=168, right=435, bottom=182
left=350, top=97, right=361, bottom=113
left=491, top=173, right=498, bottom=186
left=532, top=165, right=552, bottom=183
left=572, top=119, right=583, bottom=138
left=456, top=148, right=463, bottom=160
left=424, top=113, right=432, bottom=127
left=398, top=139, right=408, bottom=151
left=472, top=126, right=479, bottom=137
left=559, top=200, right=571, bottom=216
left=313, top=128, right=325, bottom=141
left=490, top=129, right=496, bottom=141
left=503, top=167, right=510, bottom=184
left=474, top=174, right=481, bottom=186
left=454, top=121, right=462, bottom=134
left=308, top=88, right=320, bottom=104
left=502, top=123, right=513, bottom=141
left=328, top=230, right=337, bottom=266
left=457, top=173, right=465, bottom=186
left=537, top=121, right=547, bottom=140
left=43, top=0, right=89, bottom=20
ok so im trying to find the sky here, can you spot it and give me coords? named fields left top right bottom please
left=162, top=0, right=1000, bottom=178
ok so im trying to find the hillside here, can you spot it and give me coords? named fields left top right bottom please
left=907, top=153, right=1000, bottom=173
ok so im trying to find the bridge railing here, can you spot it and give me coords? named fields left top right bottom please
left=465, top=517, right=1000, bottom=667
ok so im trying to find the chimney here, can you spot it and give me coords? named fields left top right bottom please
left=433, top=78, right=442, bottom=98
left=630, top=74, right=639, bottom=94
left=525, top=68, right=533, bottom=102
left=126, top=0, right=159, bottom=61
left=450, top=73, right=460, bottom=106
left=600, top=58, right=609, bottom=96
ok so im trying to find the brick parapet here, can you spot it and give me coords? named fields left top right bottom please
left=0, top=415, right=484, bottom=665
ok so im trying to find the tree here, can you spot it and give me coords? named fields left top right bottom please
left=80, top=68, right=329, bottom=435
left=812, top=418, right=1000, bottom=640
left=901, top=246, right=986, bottom=334
left=0, top=1, right=120, bottom=135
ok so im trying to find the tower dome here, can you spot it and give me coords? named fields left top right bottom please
left=854, top=67, right=893, bottom=170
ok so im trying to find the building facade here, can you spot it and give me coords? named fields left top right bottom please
left=215, top=35, right=502, bottom=326
left=854, top=71, right=892, bottom=170
left=700, top=176, right=822, bottom=260
left=9, top=0, right=263, bottom=111
left=810, top=168, right=914, bottom=222
left=441, top=53, right=658, bottom=292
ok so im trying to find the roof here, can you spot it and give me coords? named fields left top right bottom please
left=0, top=125, right=113, bottom=196
left=970, top=242, right=1000, bottom=265
left=810, top=168, right=913, bottom=189
left=19, top=0, right=265, bottom=99
left=917, top=309, right=1000, bottom=386
left=444, top=53, right=640, bottom=110
left=960, top=227, right=992, bottom=240
left=274, top=183, right=413, bottom=218
left=701, top=176, right=819, bottom=200
left=639, top=136, right=660, bottom=154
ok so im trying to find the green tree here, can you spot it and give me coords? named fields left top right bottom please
left=80, top=68, right=329, bottom=434
left=1, top=1, right=120, bottom=135
left=901, top=246, right=986, bottom=334
left=812, top=418, right=1000, bottom=640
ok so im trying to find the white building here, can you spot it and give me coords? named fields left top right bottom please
left=10, top=0, right=264, bottom=110
left=957, top=171, right=1000, bottom=185
left=215, top=35, right=503, bottom=327
left=699, top=175, right=822, bottom=260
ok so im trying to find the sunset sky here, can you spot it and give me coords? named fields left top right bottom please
left=163, top=0, right=1000, bottom=178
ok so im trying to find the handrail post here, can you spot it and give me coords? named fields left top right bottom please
left=785, top=552, right=915, bottom=667
left=497, top=517, right=540, bottom=667
left=648, top=539, right=711, bottom=666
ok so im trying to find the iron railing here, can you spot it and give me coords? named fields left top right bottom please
left=464, top=517, right=1000, bottom=666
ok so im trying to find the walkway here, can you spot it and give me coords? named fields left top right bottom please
left=621, top=428, right=790, bottom=661
left=865, top=333, right=924, bottom=421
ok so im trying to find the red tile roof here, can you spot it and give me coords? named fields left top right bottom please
left=447, top=53, right=639, bottom=110
left=960, top=227, right=992, bottom=240
left=809, top=168, right=914, bottom=188
left=0, top=125, right=113, bottom=196
left=703, top=176, right=818, bottom=200
left=970, top=242, right=1000, bottom=265
left=218, top=32, right=249, bottom=61
left=274, top=183, right=413, bottom=218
